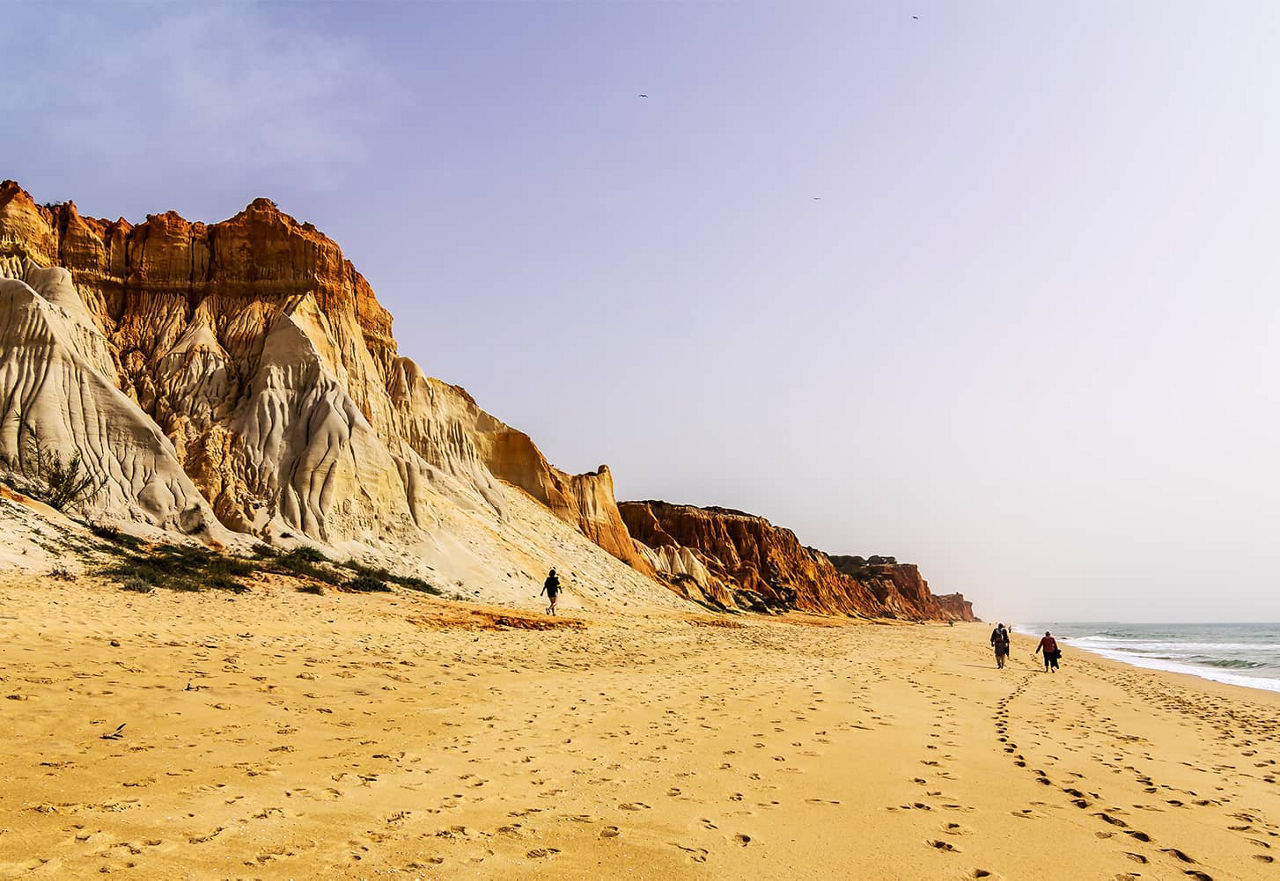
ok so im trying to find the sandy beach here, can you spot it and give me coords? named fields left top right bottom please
left=1, top=575, right=1277, bottom=880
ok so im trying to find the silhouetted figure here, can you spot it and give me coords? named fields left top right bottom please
left=990, top=623, right=1011, bottom=669
left=540, top=568, right=561, bottom=616
left=1035, top=631, right=1061, bottom=672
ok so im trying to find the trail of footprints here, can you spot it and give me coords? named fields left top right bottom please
left=6, top=606, right=1277, bottom=877
left=894, top=659, right=1003, bottom=878
left=992, top=662, right=1280, bottom=879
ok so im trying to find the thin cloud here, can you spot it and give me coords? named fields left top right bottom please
left=6, top=3, right=397, bottom=181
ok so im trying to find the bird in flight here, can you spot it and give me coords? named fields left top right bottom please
left=638, top=94, right=648, bottom=98
left=913, top=15, right=919, bottom=20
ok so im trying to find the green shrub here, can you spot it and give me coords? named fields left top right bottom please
left=104, top=543, right=252, bottom=593
left=205, top=557, right=253, bottom=591
left=343, top=559, right=441, bottom=595
left=89, top=523, right=143, bottom=551
left=5, top=422, right=105, bottom=512
left=275, top=549, right=344, bottom=585
left=251, top=542, right=278, bottom=559
left=347, top=574, right=391, bottom=593
left=205, top=571, right=249, bottom=593
left=13, top=436, right=104, bottom=513
left=343, top=560, right=392, bottom=580
left=90, top=523, right=117, bottom=540
left=289, top=546, right=327, bottom=563
left=392, top=575, right=442, bottom=595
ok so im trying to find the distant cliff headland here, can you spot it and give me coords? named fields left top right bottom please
left=0, top=180, right=973, bottom=621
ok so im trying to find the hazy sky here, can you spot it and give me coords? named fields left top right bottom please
left=6, top=2, right=1280, bottom=622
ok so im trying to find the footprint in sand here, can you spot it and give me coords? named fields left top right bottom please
left=928, top=839, right=959, bottom=852
left=671, top=843, right=708, bottom=862
left=187, top=827, right=223, bottom=844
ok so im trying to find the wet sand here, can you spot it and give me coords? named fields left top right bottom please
left=1, top=574, right=1278, bottom=880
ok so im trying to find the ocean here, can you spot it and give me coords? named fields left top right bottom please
left=1013, top=623, right=1280, bottom=694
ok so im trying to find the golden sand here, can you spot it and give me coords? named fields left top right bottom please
left=1, top=575, right=1277, bottom=880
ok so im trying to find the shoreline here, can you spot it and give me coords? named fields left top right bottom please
left=2, top=576, right=1278, bottom=879
left=1013, top=624, right=1280, bottom=696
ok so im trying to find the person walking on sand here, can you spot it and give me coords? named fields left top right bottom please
left=540, top=568, right=561, bottom=616
left=1034, top=631, right=1061, bottom=673
left=990, top=623, right=1011, bottom=669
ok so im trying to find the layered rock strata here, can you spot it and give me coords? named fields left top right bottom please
left=0, top=180, right=974, bottom=621
left=935, top=593, right=977, bottom=622
left=621, top=500, right=971, bottom=620
left=0, top=181, right=662, bottom=605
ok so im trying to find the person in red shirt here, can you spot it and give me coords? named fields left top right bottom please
left=1034, top=631, right=1060, bottom=672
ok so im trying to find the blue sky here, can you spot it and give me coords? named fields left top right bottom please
left=6, top=2, right=1280, bottom=620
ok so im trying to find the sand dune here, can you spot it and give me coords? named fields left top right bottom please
left=1, top=576, right=1277, bottom=879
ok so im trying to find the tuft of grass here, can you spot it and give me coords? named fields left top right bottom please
left=275, top=549, right=344, bottom=585
left=343, top=559, right=442, bottom=595
left=347, top=574, right=391, bottom=593
left=251, top=542, right=278, bottom=559
left=120, top=577, right=154, bottom=594
left=89, top=522, right=142, bottom=550
left=297, top=584, right=324, bottom=596
left=90, top=522, right=119, bottom=541
left=344, top=560, right=392, bottom=580
left=392, top=575, right=442, bottom=596
left=289, top=546, right=327, bottom=563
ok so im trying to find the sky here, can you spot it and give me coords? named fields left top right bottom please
left=5, top=1, right=1280, bottom=622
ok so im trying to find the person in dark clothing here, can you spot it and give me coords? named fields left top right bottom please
left=540, top=568, right=561, bottom=616
left=990, top=623, right=1011, bottom=669
left=1034, top=631, right=1061, bottom=672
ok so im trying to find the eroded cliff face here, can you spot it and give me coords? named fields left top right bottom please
left=0, top=180, right=974, bottom=621
left=620, top=501, right=972, bottom=620
left=0, top=181, right=661, bottom=604
left=935, top=593, right=977, bottom=622
left=621, top=501, right=880, bottom=616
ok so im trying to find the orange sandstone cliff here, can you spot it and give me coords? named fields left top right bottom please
left=0, top=180, right=653, bottom=590
left=620, top=501, right=972, bottom=620
left=934, top=593, right=977, bottom=622
left=0, top=179, right=972, bottom=619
